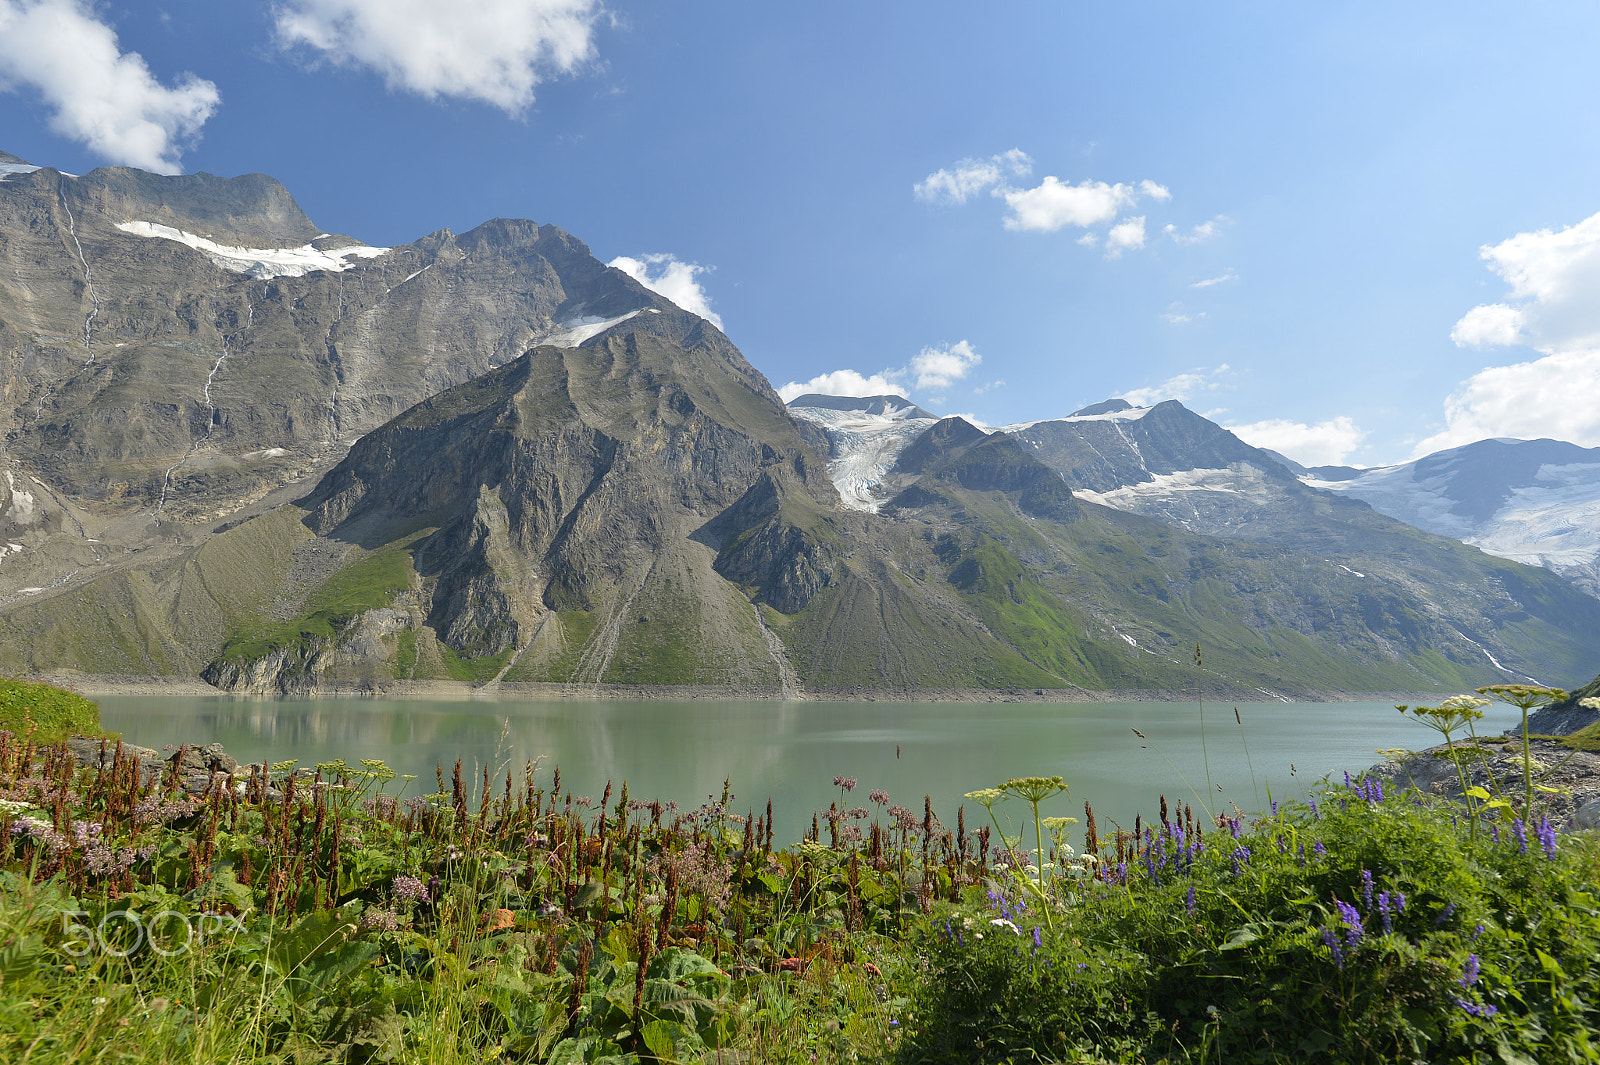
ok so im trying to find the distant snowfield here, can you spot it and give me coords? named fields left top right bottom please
left=116, top=221, right=389, bottom=279
left=0, top=163, right=40, bottom=181
left=1073, top=464, right=1278, bottom=521
left=788, top=403, right=939, bottom=512
left=1308, top=459, right=1600, bottom=577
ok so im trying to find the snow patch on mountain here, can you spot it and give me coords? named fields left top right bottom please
left=1072, top=464, right=1276, bottom=517
left=116, top=221, right=389, bottom=279
left=1001, top=405, right=1153, bottom=433
left=788, top=402, right=939, bottom=512
left=0, top=162, right=41, bottom=181
left=538, top=308, right=656, bottom=348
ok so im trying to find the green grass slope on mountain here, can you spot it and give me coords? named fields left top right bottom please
left=0, top=506, right=311, bottom=675
left=0, top=676, right=100, bottom=739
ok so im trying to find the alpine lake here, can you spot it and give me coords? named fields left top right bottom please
left=88, top=695, right=1525, bottom=842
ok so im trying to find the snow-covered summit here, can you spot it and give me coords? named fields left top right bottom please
left=115, top=220, right=389, bottom=279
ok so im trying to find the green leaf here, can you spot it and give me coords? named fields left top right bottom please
left=641, top=1018, right=694, bottom=1060
left=1219, top=923, right=1264, bottom=951
left=1464, top=786, right=1492, bottom=800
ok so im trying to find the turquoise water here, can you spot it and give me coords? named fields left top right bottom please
left=93, top=697, right=1520, bottom=842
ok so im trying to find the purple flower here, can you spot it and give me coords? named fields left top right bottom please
left=1512, top=818, right=1528, bottom=855
left=1459, top=953, right=1481, bottom=987
left=1322, top=926, right=1346, bottom=970
left=1032, top=926, right=1042, bottom=950
left=1456, top=998, right=1498, bottom=1019
left=1360, top=869, right=1374, bottom=912
left=1229, top=846, right=1252, bottom=875
left=1377, top=892, right=1394, bottom=933
left=1185, top=885, right=1197, bottom=914
left=833, top=776, right=858, bottom=792
left=1334, top=899, right=1364, bottom=951
left=868, top=789, right=890, bottom=806
left=1490, top=823, right=1500, bottom=844
left=393, top=874, right=428, bottom=902
left=1313, top=840, right=1327, bottom=858
left=1434, top=902, right=1456, bottom=927
left=1537, top=814, right=1557, bottom=860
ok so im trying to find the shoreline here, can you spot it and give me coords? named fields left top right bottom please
left=41, top=672, right=1459, bottom=705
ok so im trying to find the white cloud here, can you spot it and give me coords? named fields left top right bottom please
left=1452, top=211, right=1600, bottom=353
left=1450, top=303, right=1524, bottom=347
left=1001, top=177, right=1143, bottom=232
left=1413, top=350, right=1600, bottom=455
left=1225, top=417, right=1367, bottom=467
left=274, top=0, right=599, bottom=114
left=1119, top=364, right=1230, bottom=407
left=941, top=412, right=992, bottom=429
left=1159, top=310, right=1208, bottom=325
left=1164, top=217, right=1227, bottom=245
left=777, top=370, right=901, bottom=403
left=0, top=0, right=218, bottom=174
left=973, top=379, right=1005, bottom=395
left=1190, top=270, right=1238, bottom=288
left=909, top=340, right=981, bottom=391
left=913, top=149, right=1030, bottom=205
left=777, top=339, right=984, bottom=403
left=1103, top=216, right=1146, bottom=257
left=609, top=253, right=722, bottom=328
left=1421, top=210, right=1600, bottom=454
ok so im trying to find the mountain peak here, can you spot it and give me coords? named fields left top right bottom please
left=1071, top=398, right=1135, bottom=417
left=786, top=393, right=936, bottom=420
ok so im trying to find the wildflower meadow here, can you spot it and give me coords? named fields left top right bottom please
left=0, top=684, right=1597, bottom=1063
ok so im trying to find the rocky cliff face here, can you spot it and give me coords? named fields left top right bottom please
left=0, top=154, right=693, bottom=606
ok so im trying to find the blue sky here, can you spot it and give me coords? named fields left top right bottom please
left=3, top=1, right=1600, bottom=466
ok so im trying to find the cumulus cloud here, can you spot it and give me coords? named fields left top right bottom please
left=913, top=149, right=1030, bottom=205
left=1103, top=216, right=1146, bottom=257
left=1451, top=211, right=1600, bottom=353
left=777, top=370, right=902, bottom=403
left=275, top=0, right=600, bottom=114
left=609, top=253, right=722, bottom=328
left=1001, top=177, right=1159, bottom=232
left=777, top=340, right=984, bottom=403
left=0, top=0, right=219, bottom=174
left=1119, top=364, right=1230, bottom=407
left=1225, top=417, right=1367, bottom=467
left=916, top=152, right=1170, bottom=255
left=1450, top=303, right=1524, bottom=347
left=909, top=340, right=981, bottom=390
left=1420, top=210, right=1600, bottom=454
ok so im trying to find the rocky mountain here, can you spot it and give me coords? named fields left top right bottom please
left=1298, top=439, right=1600, bottom=598
left=0, top=150, right=685, bottom=605
left=1, top=152, right=1597, bottom=696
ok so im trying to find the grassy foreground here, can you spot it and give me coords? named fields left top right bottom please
left=0, top=713, right=1597, bottom=1063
